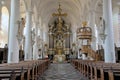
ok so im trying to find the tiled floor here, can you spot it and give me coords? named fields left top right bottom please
left=39, top=63, right=88, bottom=80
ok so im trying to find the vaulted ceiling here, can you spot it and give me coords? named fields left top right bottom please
left=2, top=0, right=120, bottom=30
left=28, top=0, right=98, bottom=29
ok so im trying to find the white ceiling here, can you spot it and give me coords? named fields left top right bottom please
left=2, top=0, right=120, bottom=29
left=34, top=0, right=83, bottom=27
left=32, top=0, right=120, bottom=22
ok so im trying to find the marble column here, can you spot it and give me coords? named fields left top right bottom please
left=24, top=11, right=32, bottom=60
left=33, top=22, right=39, bottom=60
left=103, top=0, right=116, bottom=63
left=8, top=0, right=20, bottom=63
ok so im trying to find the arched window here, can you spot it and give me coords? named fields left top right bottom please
left=0, top=6, right=9, bottom=48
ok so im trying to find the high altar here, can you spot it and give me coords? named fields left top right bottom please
left=48, top=3, right=71, bottom=62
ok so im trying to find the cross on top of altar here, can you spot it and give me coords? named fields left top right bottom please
left=52, top=3, right=67, bottom=18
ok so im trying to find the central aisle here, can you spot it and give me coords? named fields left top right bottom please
left=39, top=63, right=88, bottom=80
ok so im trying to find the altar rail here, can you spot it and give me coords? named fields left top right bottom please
left=71, top=60, right=120, bottom=80
left=0, top=60, right=50, bottom=80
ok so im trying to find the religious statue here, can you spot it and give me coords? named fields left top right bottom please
left=37, top=38, right=44, bottom=59
left=99, top=17, right=105, bottom=34
left=56, top=39, right=62, bottom=47
left=48, top=25, right=53, bottom=33
left=17, top=18, right=25, bottom=48
left=99, top=17, right=107, bottom=43
left=31, top=28, right=35, bottom=46
left=72, top=43, right=76, bottom=55
left=44, top=44, right=48, bottom=55
left=17, top=18, right=25, bottom=39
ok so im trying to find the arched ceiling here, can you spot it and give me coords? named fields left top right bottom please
left=34, top=0, right=82, bottom=27
left=21, top=0, right=98, bottom=28
left=3, top=0, right=120, bottom=30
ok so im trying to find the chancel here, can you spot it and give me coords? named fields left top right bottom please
left=0, top=0, right=120, bottom=80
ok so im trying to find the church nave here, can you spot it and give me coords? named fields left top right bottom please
left=39, top=63, right=88, bottom=80
left=1, top=0, right=120, bottom=80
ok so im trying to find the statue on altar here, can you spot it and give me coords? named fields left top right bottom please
left=56, top=39, right=63, bottom=48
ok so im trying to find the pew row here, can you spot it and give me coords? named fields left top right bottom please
left=0, top=60, right=50, bottom=80
left=71, top=60, right=120, bottom=80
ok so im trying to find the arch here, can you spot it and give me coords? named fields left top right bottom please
left=23, top=0, right=28, bottom=11
left=0, top=6, right=9, bottom=48
left=32, top=5, right=38, bottom=23
left=94, top=0, right=103, bottom=27
left=20, top=0, right=26, bottom=18
left=37, top=0, right=81, bottom=28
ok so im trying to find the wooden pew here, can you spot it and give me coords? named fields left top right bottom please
left=71, top=60, right=120, bottom=80
left=0, top=60, right=50, bottom=80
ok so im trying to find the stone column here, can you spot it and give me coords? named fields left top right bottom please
left=89, top=10, right=97, bottom=50
left=33, top=22, right=39, bottom=60
left=39, top=27, right=44, bottom=59
left=24, top=11, right=32, bottom=60
left=0, top=4, right=2, bottom=30
left=103, top=0, right=116, bottom=63
left=8, top=0, right=20, bottom=63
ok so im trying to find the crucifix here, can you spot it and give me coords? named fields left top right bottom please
left=52, top=3, right=67, bottom=16
left=52, top=3, right=68, bottom=49
left=52, top=3, right=67, bottom=21
left=52, top=3, right=67, bottom=32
